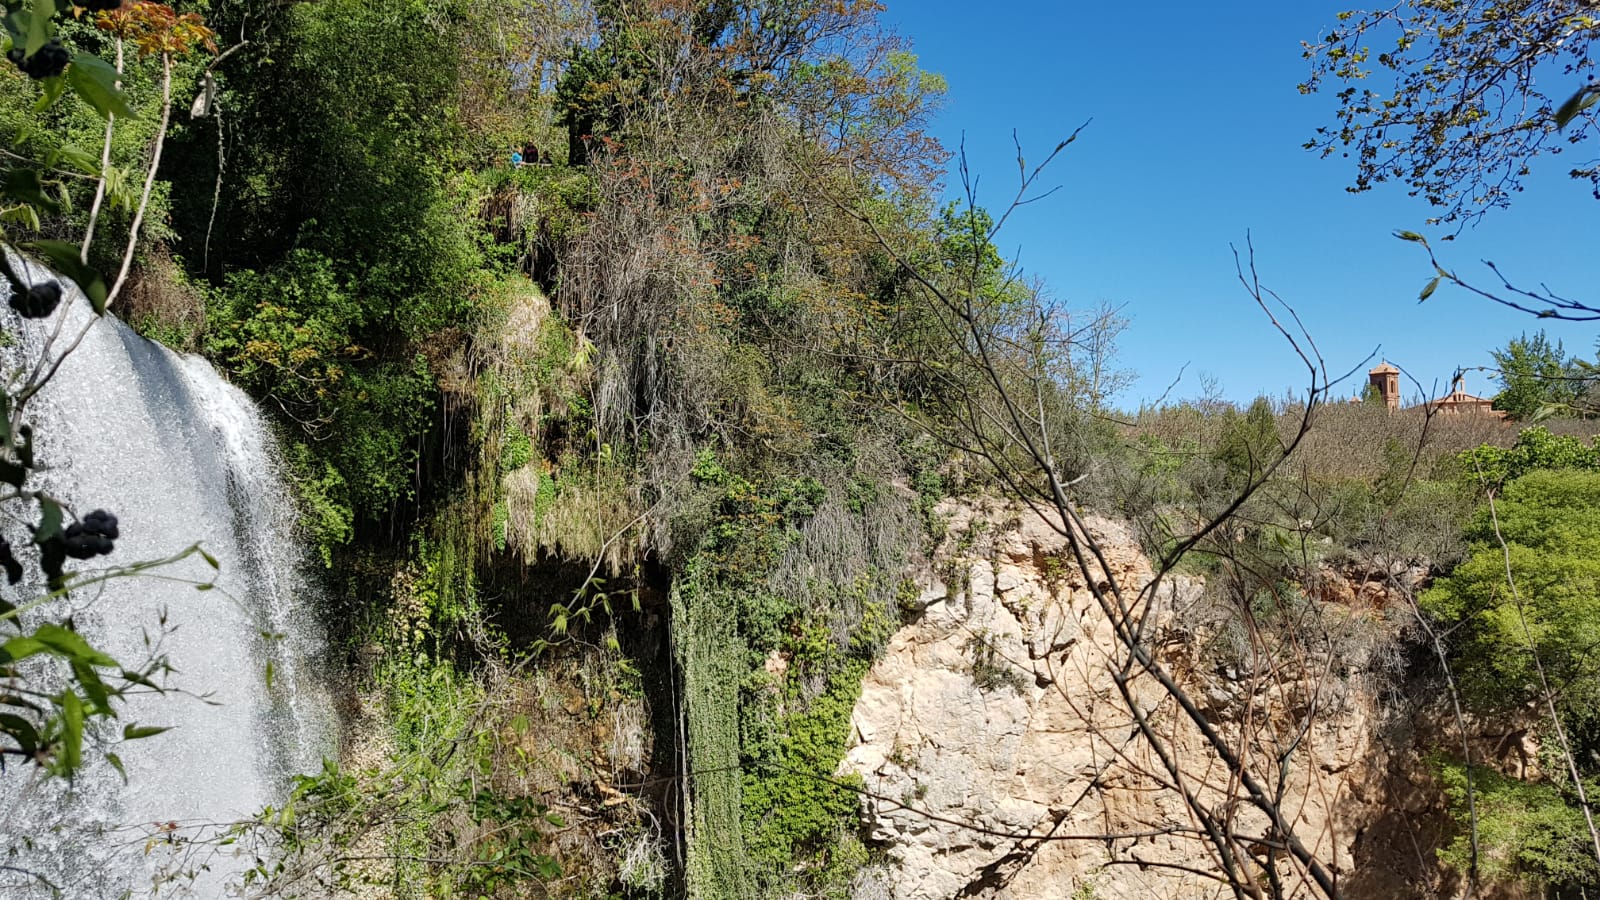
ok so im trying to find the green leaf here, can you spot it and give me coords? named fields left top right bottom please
left=31, top=624, right=99, bottom=661
left=1419, top=276, right=1441, bottom=302
left=59, top=688, right=83, bottom=773
left=2, top=167, right=60, bottom=212
left=122, top=723, right=171, bottom=740
left=24, top=0, right=54, bottom=58
left=66, top=51, right=134, bottom=121
left=0, top=636, right=46, bottom=664
left=120, top=669, right=159, bottom=690
left=54, top=144, right=98, bottom=176
left=32, top=497, right=62, bottom=543
left=32, top=73, right=66, bottom=112
left=4, top=206, right=44, bottom=237
left=33, top=622, right=117, bottom=667
left=29, top=239, right=108, bottom=312
left=0, top=693, right=43, bottom=712
left=106, top=751, right=126, bottom=782
left=199, top=547, right=219, bottom=569
left=1553, top=85, right=1600, bottom=131
left=0, top=712, right=39, bottom=753
left=1, top=10, right=27, bottom=45
left=1394, top=229, right=1427, bottom=243
left=71, top=659, right=112, bottom=714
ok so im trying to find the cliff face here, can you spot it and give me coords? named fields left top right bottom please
left=843, top=501, right=1388, bottom=899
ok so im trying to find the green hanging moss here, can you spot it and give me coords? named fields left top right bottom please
left=673, top=559, right=759, bottom=899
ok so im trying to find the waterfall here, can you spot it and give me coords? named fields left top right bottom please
left=0, top=271, right=337, bottom=897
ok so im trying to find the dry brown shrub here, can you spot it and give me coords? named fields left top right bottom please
left=121, top=245, right=205, bottom=350
left=1129, top=399, right=1568, bottom=484
left=1284, top=402, right=1512, bottom=480
left=453, top=641, right=659, bottom=898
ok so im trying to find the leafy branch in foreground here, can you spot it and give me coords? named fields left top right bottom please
left=1302, top=1, right=1599, bottom=226
left=1397, top=228, right=1600, bottom=324
left=1, top=543, right=221, bottom=782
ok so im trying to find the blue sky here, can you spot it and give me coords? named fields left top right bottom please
left=883, top=1, right=1598, bottom=408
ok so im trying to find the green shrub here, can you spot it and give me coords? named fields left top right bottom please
left=1435, top=757, right=1600, bottom=890
left=1422, top=470, right=1600, bottom=719
left=207, top=250, right=435, bottom=536
left=285, top=444, right=355, bottom=567
left=1459, top=426, right=1600, bottom=488
left=500, top=427, right=534, bottom=473
left=741, top=598, right=893, bottom=881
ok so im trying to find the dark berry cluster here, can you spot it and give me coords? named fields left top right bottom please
left=38, top=509, right=119, bottom=586
left=75, top=0, right=124, bottom=10
left=7, top=39, right=69, bottom=81
left=8, top=280, right=62, bottom=318
left=63, top=509, right=118, bottom=559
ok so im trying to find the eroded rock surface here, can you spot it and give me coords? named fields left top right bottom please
left=844, top=501, right=1386, bottom=899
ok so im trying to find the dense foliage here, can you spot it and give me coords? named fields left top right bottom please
left=1423, top=440, right=1600, bottom=892
left=96, top=0, right=994, bottom=894
left=1425, top=468, right=1600, bottom=717
left=1489, top=331, right=1596, bottom=421
left=1436, top=758, right=1600, bottom=889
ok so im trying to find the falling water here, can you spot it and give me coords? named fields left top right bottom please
left=0, top=270, right=337, bottom=897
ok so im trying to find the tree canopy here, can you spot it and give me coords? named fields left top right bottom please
left=1490, top=331, right=1592, bottom=420
left=1302, top=1, right=1600, bottom=224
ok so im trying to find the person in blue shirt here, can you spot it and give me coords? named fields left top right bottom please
left=511, top=148, right=524, bottom=167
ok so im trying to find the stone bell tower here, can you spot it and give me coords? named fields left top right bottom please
left=1368, top=361, right=1400, bottom=411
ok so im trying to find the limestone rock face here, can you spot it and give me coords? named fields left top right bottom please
left=843, top=500, right=1385, bottom=899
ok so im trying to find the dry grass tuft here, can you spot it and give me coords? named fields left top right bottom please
left=122, top=246, right=205, bottom=350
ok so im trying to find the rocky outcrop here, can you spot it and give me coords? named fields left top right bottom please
left=843, top=501, right=1389, bottom=899
left=1307, top=558, right=1431, bottom=610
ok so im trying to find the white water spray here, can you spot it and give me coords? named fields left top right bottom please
left=0, top=276, right=336, bottom=897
